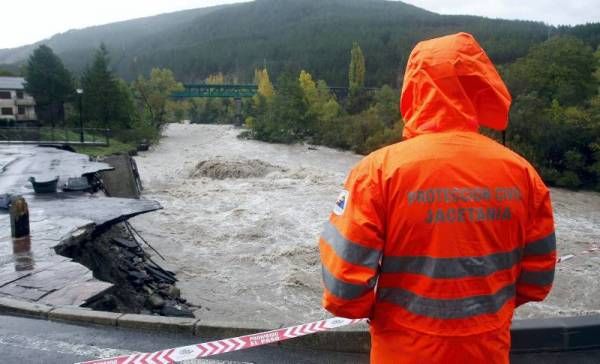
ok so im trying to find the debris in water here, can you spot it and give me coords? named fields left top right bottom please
left=190, top=159, right=282, bottom=179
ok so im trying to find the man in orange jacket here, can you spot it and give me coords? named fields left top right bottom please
left=319, top=32, right=556, bottom=363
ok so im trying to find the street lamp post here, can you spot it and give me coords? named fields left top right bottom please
left=76, top=89, right=84, bottom=143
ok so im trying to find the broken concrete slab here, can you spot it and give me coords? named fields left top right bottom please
left=0, top=145, right=113, bottom=196
left=0, top=145, right=161, bottom=311
left=11, top=261, right=91, bottom=290
left=100, top=154, right=142, bottom=199
left=38, top=279, right=113, bottom=306
left=0, top=188, right=160, bottom=308
left=0, top=260, right=111, bottom=307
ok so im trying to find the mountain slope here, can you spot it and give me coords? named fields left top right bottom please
left=1, top=0, right=594, bottom=86
left=0, top=5, right=227, bottom=64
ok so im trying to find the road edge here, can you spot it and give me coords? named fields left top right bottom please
left=1, top=296, right=600, bottom=354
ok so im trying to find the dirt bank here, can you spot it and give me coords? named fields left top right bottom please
left=131, top=123, right=600, bottom=325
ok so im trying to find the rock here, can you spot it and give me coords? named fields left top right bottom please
left=146, top=265, right=177, bottom=284
left=113, top=237, right=140, bottom=250
left=160, top=285, right=181, bottom=298
left=161, top=303, right=194, bottom=318
left=127, top=270, right=148, bottom=286
left=142, top=285, right=154, bottom=295
left=148, top=294, right=165, bottom=308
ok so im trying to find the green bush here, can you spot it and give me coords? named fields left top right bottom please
left=556, top=171, right=582, bottom=189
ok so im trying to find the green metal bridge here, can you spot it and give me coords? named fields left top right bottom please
left=172, top=84, right=374, bottom=99
left=172, top=84, right=258, bottom=99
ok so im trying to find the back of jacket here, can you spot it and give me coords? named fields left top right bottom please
left=371, top=131, right=554, bottom=335
left=319, top=33, right=556, bottom=342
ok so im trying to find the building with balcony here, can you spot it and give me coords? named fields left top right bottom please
left=0, top=77, right=37, bottom=123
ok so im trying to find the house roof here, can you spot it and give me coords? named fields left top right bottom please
left=0, top=77, right=26, bottom=90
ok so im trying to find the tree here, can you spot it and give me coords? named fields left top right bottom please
left=113, top=79, right=139, bottom=128
left=506, top=36, right=597, bottom=106
left=0, top=69, right=15, bottom=77
left=201, top=73, right=228, bottom=123
left=81, top=44, right=133, bottom=129
left=348, top=41, right=365, bottom=94
left=347, top=41, right=371, bottom=114
left=206, top=72, right=225, bottom=85
left=317, top=80, right=341, bottom=121
left=299, top=70, right=318, bottom=105
left=24, top=45, right=73, bottom=126
left=255, top=68, right=274, bottom=99
left=251, top=71, right=310, bottom=143
left=594, top=46, right=600, bottom=93
left=132, top=68, right=184, bottom=130
left=299, top=70, right=340, bottom=126
left=372, top=85, right=400, bottom=127
left=249, top=68, right=275, bottom=129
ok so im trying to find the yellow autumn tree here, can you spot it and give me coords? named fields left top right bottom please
left=299, top=70, right=340, bottom=123
left=206, top=72, right=225, bottom=84
left=254, top=68, right=274, bottom=99
left=299, top=70, right=318, bottom=104
left=349, top=41, right=365, bottom=94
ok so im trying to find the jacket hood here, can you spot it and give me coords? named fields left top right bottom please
left=400, top=32, right=512, bottom=139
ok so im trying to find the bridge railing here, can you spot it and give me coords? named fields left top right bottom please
left=173, top=84, right=383, bottom=100
left=173, top=84, right=259, bottom=99
left=0, top=127, right=111, bottom=146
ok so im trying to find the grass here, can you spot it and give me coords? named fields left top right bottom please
left=38, top=128, right=137, bottom=157
left=74, top=138, right=136, bottom=157
left=1, top=126, right=149, bottom=157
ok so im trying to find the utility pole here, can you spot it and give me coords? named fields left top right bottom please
left=76, top=88, right=84, bottom=143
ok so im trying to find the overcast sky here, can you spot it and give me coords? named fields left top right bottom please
left=1, top=0, right=599, bottom=49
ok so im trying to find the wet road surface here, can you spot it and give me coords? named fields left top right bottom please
left=1, top=314, right=599, bottom=364
left=0, top=314, right=368, bottom=364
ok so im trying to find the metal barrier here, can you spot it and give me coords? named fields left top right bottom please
left=0, top=127, right=110, bottom=146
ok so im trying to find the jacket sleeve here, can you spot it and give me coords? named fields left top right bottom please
left=516, top=171, right=556, bottom=307
left=319, top=157, right=385, bottom=319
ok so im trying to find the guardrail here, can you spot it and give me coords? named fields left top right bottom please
left=0, top=127, right=110, bottom=146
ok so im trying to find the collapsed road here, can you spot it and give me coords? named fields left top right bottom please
left=0, top=145, right=194, bottom=317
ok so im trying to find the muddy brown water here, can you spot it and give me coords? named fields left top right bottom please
left=130, top=123, right=600, bottom=326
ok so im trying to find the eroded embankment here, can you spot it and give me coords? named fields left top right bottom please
left=55, top=221, right=195, bottom=317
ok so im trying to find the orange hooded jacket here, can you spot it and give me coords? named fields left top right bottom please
left=319, top=32, right=556, bottom=364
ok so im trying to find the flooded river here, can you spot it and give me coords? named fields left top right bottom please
left=131, top=123, right=600, bottom=326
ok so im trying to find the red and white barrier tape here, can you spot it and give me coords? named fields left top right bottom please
left=76, top=317, right=366, bottom=364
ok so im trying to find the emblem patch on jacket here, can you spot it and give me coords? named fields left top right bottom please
left=333, top=190, right=349, bottom=215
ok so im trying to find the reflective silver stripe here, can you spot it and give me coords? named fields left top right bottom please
left=524, top=232, right=556, bottom=255
left=378, top=284, right=515, bottom=319
left=322, top=265, right=374, bottom=300
left=320, top=221, right=381, bottom=270
left=381, top=248, right=521, bottom=278
left=519, top=269, right=554, bottom=286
